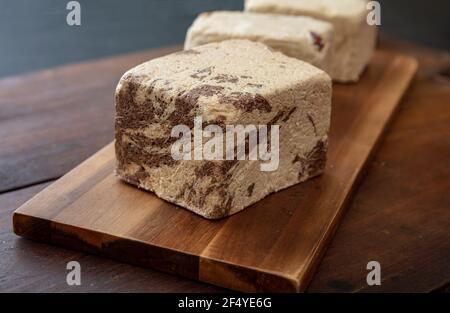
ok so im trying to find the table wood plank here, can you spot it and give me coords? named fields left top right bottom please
left=1, top=38, right=449, bottom=292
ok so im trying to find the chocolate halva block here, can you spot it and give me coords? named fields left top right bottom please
left=245, top=0, right=377, bottom=82
left=115, top=40, right=331, bottom=219
left=185, top=11, right=334, bottom=73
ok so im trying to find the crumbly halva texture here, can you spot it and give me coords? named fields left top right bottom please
left=185, top=11, right=334, bottom=73
left=115, top=40, right=331, bottom=219
left=245, top=0, right=378, bottom=82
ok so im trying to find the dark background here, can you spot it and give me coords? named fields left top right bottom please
left=1, top=0, right=449, bottom=78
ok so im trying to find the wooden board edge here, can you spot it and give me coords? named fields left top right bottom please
left=13, top=212, right=52, bottom=242
left=199, top=256, right=300, bottom=293
left=14, top=211, right=301, bottom=292
left=13, top=212, right=201, bottom=281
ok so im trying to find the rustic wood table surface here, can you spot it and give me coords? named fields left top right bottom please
left=0, top=38, right=449, bottom=293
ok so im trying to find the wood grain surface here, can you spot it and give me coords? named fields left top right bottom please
left=0, top=38, right=449, bottom=292
left=12, top=49, right=418, bottom=292
left=0, top=46, right=179, bottom=193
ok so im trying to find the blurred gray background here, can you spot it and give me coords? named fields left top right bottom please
left=0, top=0, right=449, bottom=78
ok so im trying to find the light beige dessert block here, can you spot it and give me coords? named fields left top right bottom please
left=245, top=0, right=378, bottom=82
left=115, top=40, right=331, bottom=219
left=185, top=11, right=334, bottom=73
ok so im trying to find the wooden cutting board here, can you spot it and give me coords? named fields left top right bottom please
left=13, top=50, right=417, bottom=292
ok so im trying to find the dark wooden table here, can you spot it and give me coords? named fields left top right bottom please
left=0, top=38, right=449, bottom=293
